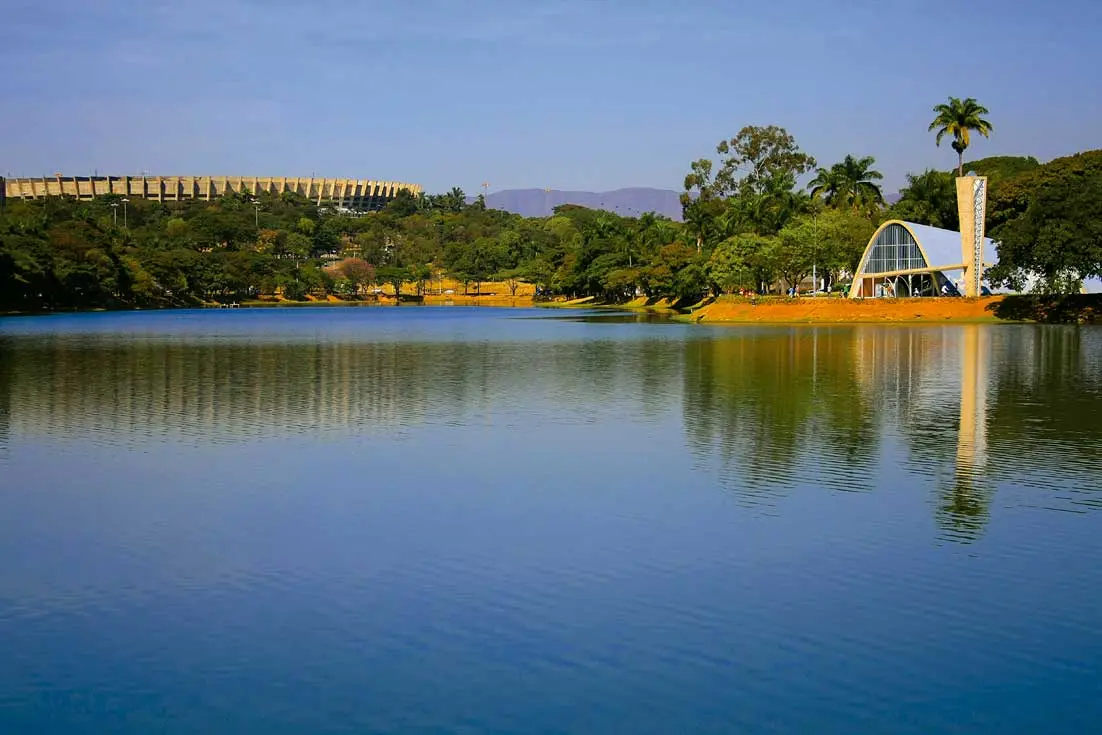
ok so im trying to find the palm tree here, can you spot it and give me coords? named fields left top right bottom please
left=808, top=166, right=844, bottom=205
left=929, top=97, right=994, bottom=177
left=809, top=155, right=884, bottom=210
left=891, top=169, right=958, bottom=229
left=838, top=154, right=884, bottom=209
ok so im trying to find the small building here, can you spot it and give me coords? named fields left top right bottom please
left=848, top=220, right=996, bottom=298
left=849, top=219, right=1102, bottom=297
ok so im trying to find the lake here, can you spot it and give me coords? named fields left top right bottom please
left=1, top=307, right=1100, bottom=734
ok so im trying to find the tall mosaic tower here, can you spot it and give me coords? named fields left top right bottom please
left=955, top=175, right=989, bottom=297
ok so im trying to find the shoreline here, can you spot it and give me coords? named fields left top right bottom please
left=5, top=294, right=1100, bottom=325
left=681, top=296, right=1011, bottom=324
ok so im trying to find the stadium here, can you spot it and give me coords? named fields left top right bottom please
left=2, top=174, right=421, bottom=211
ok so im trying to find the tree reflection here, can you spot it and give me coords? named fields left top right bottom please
left=682, top=327, right=880, bottom=504
left=683, top=323, right=1102, bottom=541
left=0, top=334, right=685, bottom=444
left=0, top=338, right=12, bottom=458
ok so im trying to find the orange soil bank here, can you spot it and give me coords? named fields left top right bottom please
left=691, top=296, right=1007, bottom=324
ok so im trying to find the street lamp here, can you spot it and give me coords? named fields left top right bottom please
left=251, top=198, right=260, bottom=228
left=121, top=198, right=129, bottom=229
left=110, top=202, right=119, bottom=226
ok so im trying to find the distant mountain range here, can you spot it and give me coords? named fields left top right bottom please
left=477, top=186, right=905, bottom=220
left=476, top=187, right=685, bottom=220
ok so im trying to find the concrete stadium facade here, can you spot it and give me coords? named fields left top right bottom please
left=2, top=174, right=422, bottom=210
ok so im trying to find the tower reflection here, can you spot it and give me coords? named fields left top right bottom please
left=938, top=325, right=992, bottom=542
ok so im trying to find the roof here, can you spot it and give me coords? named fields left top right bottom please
left=902, top=221, right=998, bottom=269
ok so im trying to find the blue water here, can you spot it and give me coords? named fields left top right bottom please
left=1, top=308, right=1100, bottom=733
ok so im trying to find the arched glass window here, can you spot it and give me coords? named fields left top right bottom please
left=863, top=224, right=927, bottom=274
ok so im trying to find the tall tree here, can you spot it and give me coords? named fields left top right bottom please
left=986, top=150, right=1102, bottom=293
left=890, top=170, right=959, bottom=229
left=929, top=97, right=994, bottom=177
left=809, top=155, right=884, bottom=210
left=713, top=125, right=817, bottom=198
left=682, top=158, right=724, bottom=252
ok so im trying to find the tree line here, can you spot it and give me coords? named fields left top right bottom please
left=3, top=96, right=1100, bottom=311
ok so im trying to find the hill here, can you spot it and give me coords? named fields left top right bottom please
left=477, top=187, right=684, bottom=220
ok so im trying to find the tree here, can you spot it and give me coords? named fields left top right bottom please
left=408, top=263, right=433, bottom=296
left=809, top=155, right=884, bottom=210
left=986, top=150, right=1102, bottom=292
left=601, top=267, right=642, bottom=301
left=643, top=242, right=701, bottom=300
left=806, top=167, right=844, bottom=207
left=492, top=266, right=528, bottom=297
left=376, top=265, right=409, bottom=298
left=929, top=97, right=994, bottom=177
left=810, top=208, right=876, bottom=288
left=707, top=233, right=774, bottom=294
left=443, top=187, right=466, bottom=212
left=296, top=217, right=316, bottom=235
left=774, top=216, right=825, bottom=294
left=334, top=257, right=376, bottom=296
left=385, top=189, right=419, bottom=217
left=890, top=169, right=959, bottom=230
left=283, top=232, right=313, bottom=261
left=682, top=158, right=724, bottom=251
left=963, top=155, right=1040, bottom=185
left=165, top=217, right=189, bottom=239
left=714, top=125, right=817, bottom=198
left=683, top=126, right=815, bottom=249
left=447, top=236, right=505, bottom=295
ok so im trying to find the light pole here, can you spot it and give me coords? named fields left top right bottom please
left=811, top=217, right=819, bottom=296
left=121, top=198, right=129, bottom=229
left=110, top=202, right=118, bottom=226
left=251, top=198, right=260, bottom=228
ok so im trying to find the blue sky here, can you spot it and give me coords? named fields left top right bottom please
left=2, top=0, right=1099, bottom=195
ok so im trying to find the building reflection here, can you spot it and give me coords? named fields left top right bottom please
left=939, top=325, right=992, bottom=542
left=3, top=324, right=1099, bottom=543
left=682, top=324, right=1102, bottom=542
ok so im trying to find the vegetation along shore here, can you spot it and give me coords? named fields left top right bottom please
left=3, top=98, right=1101, bottom=322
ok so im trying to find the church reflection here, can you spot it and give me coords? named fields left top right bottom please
left=3, top=322, right=1099, bottom=544
left=939, top=325, right=992, bottom=542
left=681, top=324, right=1102, bottom=543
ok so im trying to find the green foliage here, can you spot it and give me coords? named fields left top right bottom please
left=962, top=155, right=1040, bottom=183
left=682, top=125, right=817, bottom=255
left=889, top=169, right=959, bottom=230
left=4, top=122, right=1091, bottom=312
left=808, top=155, right=885, bottom=211
left=707, top=233, right=775, bottom=294
left=986, top=150, right=1102, bottom=292
left=929, top=96, right=994, bottom=176
left=713, top=125, right=817, bottom=198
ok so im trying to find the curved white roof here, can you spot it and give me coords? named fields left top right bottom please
left=862, top=220, right=1099, bottom=294
left=904, top=221, right=998, bottom=268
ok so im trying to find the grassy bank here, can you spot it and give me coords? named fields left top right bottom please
left=682, top=296, right=1009, bottom=324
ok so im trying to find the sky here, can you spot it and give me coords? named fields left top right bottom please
left=2, top=0, right=1100, bottom=196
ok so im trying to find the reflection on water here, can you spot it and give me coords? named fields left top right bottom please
left=0, top=336, right=683, bottom=444
left=2, top=311, right=1102, bottom=733
left=683, top=327, right=880, bottom=503
left=681, top=324, right=1102, bottom=542
left=1, top=319, right=1100, bottom=540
